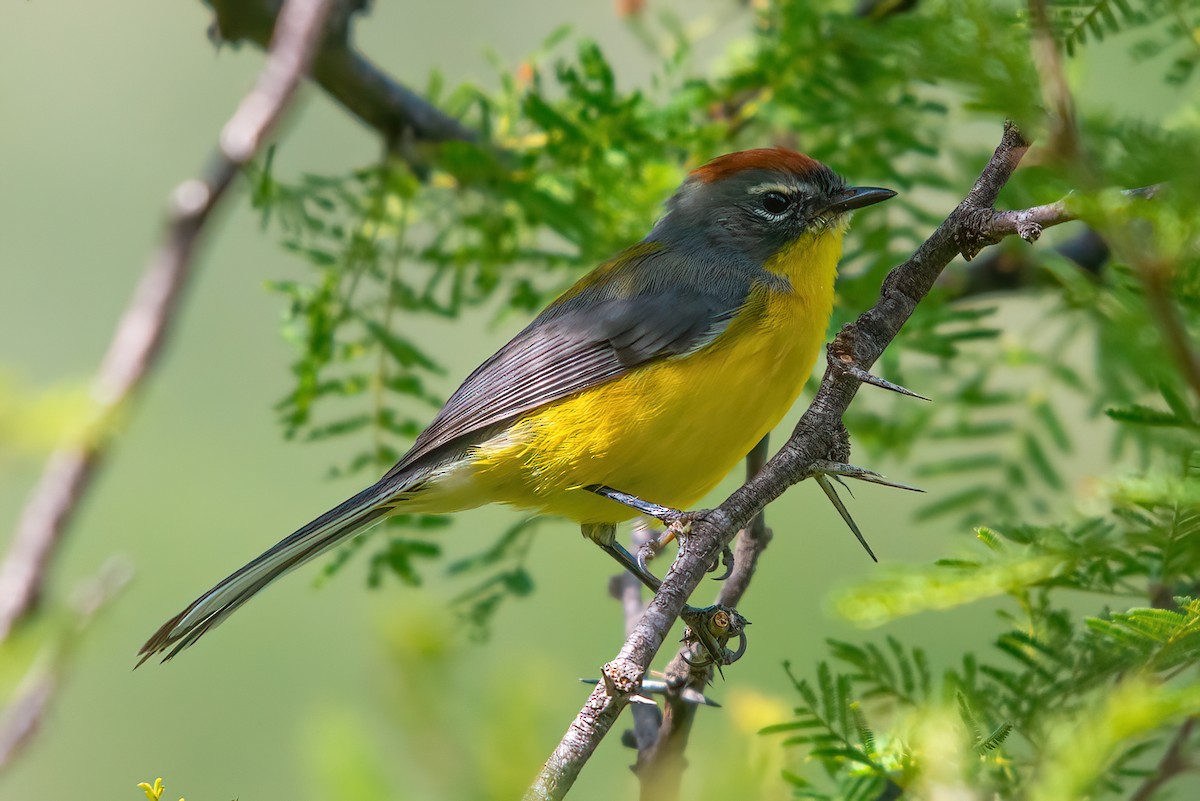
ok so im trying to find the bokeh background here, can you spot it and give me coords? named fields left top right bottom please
left=0, top=2, right=1184, bottom=800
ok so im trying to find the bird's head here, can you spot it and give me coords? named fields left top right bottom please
left=649, top=148, right=895, bottom=263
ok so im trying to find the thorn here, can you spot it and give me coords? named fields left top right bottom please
left=830, top=473, right=855, bottom=499
left=578, top=678, right=722, bottom=707
left=837, top=361, right=930, bottom=401
left=680, top=688, right=722, bottom=708
left=814, top=474, right=878, bottom=562
left=812, top=461, right=925, bottom=493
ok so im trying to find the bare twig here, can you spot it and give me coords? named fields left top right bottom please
left=1028, top=0, right=1082, bottom=166
left=1130, top=254, right=1200, bottom=403
left=526, top=121, right=1104, bottom=801
left=0, top=560, right=131, bottom=771
left=1128, top=716, right=1196, bottom=801
left=206, top=0, right=477, bottom=150
left=0, top=0, right=333, bottom=643
left=945, top=226, right=1109, bottom=297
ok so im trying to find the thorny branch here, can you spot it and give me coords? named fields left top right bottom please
left=525, top=121, right=1112, bottom=800
left=632, top=436, right=773, bottom=801
left=0, top=0, right=333, bottom=641
left=604, top=439, right=773, bottom=801
left=608, top=522, right=666, bottom=757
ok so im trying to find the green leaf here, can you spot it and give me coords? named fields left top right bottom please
left=1105, top=404, right=1194, bottom=428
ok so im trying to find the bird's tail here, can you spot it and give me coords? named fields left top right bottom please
left=137, top=479, right=399, bottom=665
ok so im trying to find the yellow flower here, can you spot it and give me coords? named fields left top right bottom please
left=136, top=778, right=164, bottom=801
left=136, top=777, right=184, bottom=801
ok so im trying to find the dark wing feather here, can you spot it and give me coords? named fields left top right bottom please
left=384, top=246, right=754, bottom=476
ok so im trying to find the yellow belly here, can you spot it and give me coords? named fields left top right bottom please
left=452, top=230, right=843, bottom=523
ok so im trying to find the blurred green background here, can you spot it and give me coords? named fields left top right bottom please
left=0, top=2, right=1179, bottom=800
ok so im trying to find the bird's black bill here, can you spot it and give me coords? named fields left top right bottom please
left=823, top=186, right=896, bottom=215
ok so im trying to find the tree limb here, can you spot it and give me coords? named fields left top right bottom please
left=944, top=226, right=1109, bottom=298
left=523, top=120, right=1105, bottom=801
left=0, top=0, right=333, bottom=643
left=1120, top=237, right=1200, bottom=403
left=205, top=0, right=477, bottom=149
left=608, top=522, right=664, bottom=757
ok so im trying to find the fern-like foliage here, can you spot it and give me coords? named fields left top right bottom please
left=1047, top=0, right=1200, bottom=84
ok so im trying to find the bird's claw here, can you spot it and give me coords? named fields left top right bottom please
left=708, top=543, right=735, bottom=581
left=635, top=511, right=702, bottom=575
left=680, top=604, right=750, bottom=677
left=636, top=536, right=667, bottom=576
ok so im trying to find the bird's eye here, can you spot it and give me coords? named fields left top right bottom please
left=761, top=191, right=791, bottom=216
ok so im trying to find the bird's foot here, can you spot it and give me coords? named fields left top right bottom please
left=806, top=459, right=923, bottom=562
left=680, top=604, right=750, bottom=678
left=710, top=541, right=735, bottom=581
left=634, top=511, right=733, bottom=582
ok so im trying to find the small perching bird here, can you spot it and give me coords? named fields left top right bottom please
left=139, top=148, right=894, bottom=663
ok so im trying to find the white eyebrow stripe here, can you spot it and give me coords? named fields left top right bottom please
left=747, top=182, right=794, bottom=195
left=748, top=181, right=814, bottom=196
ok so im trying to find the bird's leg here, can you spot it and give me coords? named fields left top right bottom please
left=583, top=485, right=733, bottom=580
left=583, top=485, right=679, bottom=523
left=584, top=522, right=662, bottom=592
left=806, top=458, right=923, bottom=562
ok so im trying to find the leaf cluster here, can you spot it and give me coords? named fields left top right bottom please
left=1047, top=0, right=1200, bottom=84
left=248, top=0, right=1062, bottom=608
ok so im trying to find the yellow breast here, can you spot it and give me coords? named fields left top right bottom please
left=460, top=229, right=844, bottom=522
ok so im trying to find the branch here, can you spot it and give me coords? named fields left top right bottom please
left=206, top=0, right=477, bottom=150
left=633, top=437, right=773, bottom=801
left=601, top=441, right=773, bottom=800
left=524, top=121, right=1100, bottom=800
left=1128, top=716, right=1195, bottom=801
left=1028, top=0, right=1082, bottom=167
left=945, top=226, right=1108, bottom=298
left=1137, top=259, right=1200, bottom=402
left=607, top=522, right=664, bottom=757
left=0, top=0, right=333, bottom=643
left=0, top=560, right=130, bottom=772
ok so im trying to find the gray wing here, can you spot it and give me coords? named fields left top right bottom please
left=384, top=245, right=755, bottom=477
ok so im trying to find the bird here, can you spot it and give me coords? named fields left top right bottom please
left=138, top=148, right=894, bottom=664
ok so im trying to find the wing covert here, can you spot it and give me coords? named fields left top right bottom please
left=386, top=246, right=754, bottom=475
